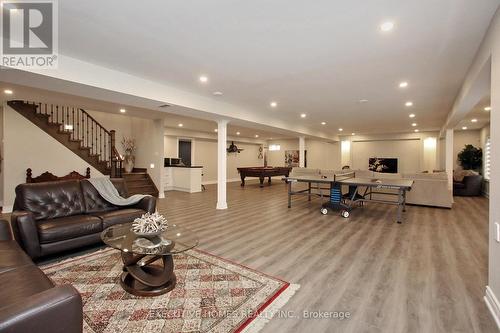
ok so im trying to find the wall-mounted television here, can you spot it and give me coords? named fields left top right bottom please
left=369, top=158, right=398, bottom=173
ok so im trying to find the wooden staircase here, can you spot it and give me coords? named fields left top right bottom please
left=8, top=100, right=159, bottom=197
left=123, top=170, right=159, bottom=197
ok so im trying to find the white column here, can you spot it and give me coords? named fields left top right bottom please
left=216, top=120, right=228, bottom=210
left=299, top=136, right=306, bottom=168
left=445, top=129, right=454, bottom=189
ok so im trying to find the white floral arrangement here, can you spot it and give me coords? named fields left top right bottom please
left=132, top=212, right=168, bottom=234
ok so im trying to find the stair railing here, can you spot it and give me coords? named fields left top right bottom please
left=28, top=101, right=123, bottom=177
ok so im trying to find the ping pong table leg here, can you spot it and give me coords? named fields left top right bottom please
left=288, top=181, right=292, bottom=208
left=397, top=189, right=404, bottom=224
left=403, top=190, right=407, bottom=212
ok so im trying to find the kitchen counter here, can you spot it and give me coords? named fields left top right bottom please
left=163, top=166, right=202, bottom=193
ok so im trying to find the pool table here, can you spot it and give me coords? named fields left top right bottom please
left=237, top=166, right=292, bottom=187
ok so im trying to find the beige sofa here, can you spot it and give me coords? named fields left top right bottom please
left=289, top=168, right=453, bottom=208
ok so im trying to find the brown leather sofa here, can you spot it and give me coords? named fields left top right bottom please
left=0, top=220, right=83, bottom=333
left=11, top=178, right=156, bottom=260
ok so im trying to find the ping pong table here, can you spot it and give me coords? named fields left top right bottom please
left=284, top=171, right=414, bottom=223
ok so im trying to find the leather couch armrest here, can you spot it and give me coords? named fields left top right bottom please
left=10, top=211, right=41, bottom=259
left=0, top=220, right=12, bottom=241
left=0, top=285, right=83, bottom=333
left=132, top=195, right=157, bottom=214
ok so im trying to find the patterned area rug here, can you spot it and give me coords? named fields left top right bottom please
left=41, top=248, right=299, bottom=333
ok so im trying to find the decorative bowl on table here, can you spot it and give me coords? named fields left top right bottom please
left=131, top=212, right=168, bottom=247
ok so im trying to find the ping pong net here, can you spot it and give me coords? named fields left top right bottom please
left=331, top=171, right=356, bottom=181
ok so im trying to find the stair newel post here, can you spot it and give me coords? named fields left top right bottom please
left=110, top=130, right=116, bottom=178
left=77, top=109, right=80, bottom=141
left=65, top=106, right=68, bottom=130
left=86, top=114, right=89, bottom=149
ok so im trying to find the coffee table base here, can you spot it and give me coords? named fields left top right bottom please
left=120, top=252, right=177, bottom=297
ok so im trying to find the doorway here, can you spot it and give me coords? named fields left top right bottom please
left=178, top=140, right=192, bottom=166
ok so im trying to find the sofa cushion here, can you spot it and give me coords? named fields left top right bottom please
left=0, top=264, right=54, bottom=307
left=0, top=241, right=34, bottom=273
left=80, top=180, right=119, bottom=214
left=14, top=180, right=85, bottom=220
left=37, top=215, right=103, bottom=244
left=93, top=208, right=145, bottom=229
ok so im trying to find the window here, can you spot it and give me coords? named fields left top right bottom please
left=485, top=137, right=491, bottom=180
left=269, top=144, right=281, bottom=151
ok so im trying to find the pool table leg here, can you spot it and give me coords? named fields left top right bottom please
left=240, top=174, right=245, bottom=187
left=259, top=176, right=265, bottom=187
left=268, top=176, right=272, bottom=184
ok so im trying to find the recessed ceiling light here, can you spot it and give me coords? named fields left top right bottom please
left=380, top=21, right=395, bottom=32
left=4, top=89, right=13, bottom=94
left=405, top=101, right=413, bottom=107
left=178, top=123, right=183, bottom=127
left=214, top=129, right=218, bottom=132
left=213, top=91, right=223, bottom=96
left=255, top=134, right=259, bottom=138
left=462, top=126, right=467, bottom=130
left=359, top=99, right=369, bottom=104
left=414, top=129, right=419, bottom=132
left=119, top=108, right=126, bottom=113
left=321, top=122, right=326, bottom=125
left=471, top=119, right=478, bottom=123
left=300, top=113, right=307, bottom=118
left=199, top=76, right=208, bottom=83
left=399, top=81, right=408, bottom=88
left=270, top=101, right=277, bottom=108
left=338, top=128, right=343, bottom=132
left=351, top=133, right=355, bottom=136
left=409, top=113, right=416, bottom=118
left=484, top=106, right=491, bottom=111
left=236, top=131, right=240, bottom=135
left=411, top=123, right=417, bottom=127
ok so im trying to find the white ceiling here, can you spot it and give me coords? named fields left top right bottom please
left=53, top=0, right=499, bottom=135
left=455, top=95, right=491, bottom=131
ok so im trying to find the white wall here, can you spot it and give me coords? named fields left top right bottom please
left=131, top=118, right=165, bottom=196
left=344, top=132, right=439, bottom=174
left=453, top=129, right=481, bottom=170
left=195, top=140, right=263, bottom=183
left=2, top=104, right=104, bottom=211
left=267, top=138, right=340, bottom=170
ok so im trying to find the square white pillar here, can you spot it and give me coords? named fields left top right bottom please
left=217, top=120, right=228, bottom=209
left=299, top=136, right=305, bottom=168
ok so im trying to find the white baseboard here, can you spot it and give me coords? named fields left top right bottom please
left=485, top=286, right=500, bottom=330
left=202, top=178, right=241, bottom=185
left=2, top=205, right=13, bottom=213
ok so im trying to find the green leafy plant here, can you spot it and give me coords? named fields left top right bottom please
left=457, top=144, right=482, bottom=170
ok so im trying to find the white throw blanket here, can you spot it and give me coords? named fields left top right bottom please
left=87, top=177, right=150, bottom=206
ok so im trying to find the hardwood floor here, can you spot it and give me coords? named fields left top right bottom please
left=158, top=180, right=497, bottom=333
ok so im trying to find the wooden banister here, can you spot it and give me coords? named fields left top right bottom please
left=10, top=100, right=123, bottom=177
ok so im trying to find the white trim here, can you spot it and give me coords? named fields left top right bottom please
left=485, top=286, right=500, bottom=330
left=202, top=177, right=241, bottom=185
left=2, top=205, right=13, bottom=214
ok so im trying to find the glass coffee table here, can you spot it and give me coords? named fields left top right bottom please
left=101, top=223, right=199, bottom=296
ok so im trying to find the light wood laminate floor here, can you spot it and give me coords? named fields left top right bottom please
left=157, top=180, right=496, bottom=333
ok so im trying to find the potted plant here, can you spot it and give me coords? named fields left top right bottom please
left=121, top=137, right=136, bottom=173
left=457, top=144, right=482, bottom=171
